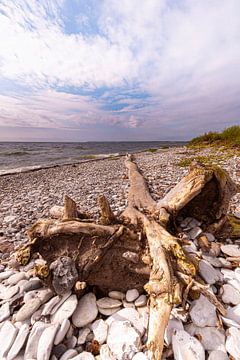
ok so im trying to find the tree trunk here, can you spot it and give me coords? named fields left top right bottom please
left=15, top=156, right=237, bottom=360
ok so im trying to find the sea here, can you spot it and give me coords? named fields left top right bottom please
left=0, top=141, right=187, bottom=176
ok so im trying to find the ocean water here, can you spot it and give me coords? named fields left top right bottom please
left=0, top=141, right=186, bottom=175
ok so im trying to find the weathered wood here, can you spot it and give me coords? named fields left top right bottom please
left=62, top=195, right=78, bottom=220
left=98, top=195, right=115, bottom=225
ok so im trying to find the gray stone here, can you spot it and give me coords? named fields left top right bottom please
left=221, top=315, right=240, bottom=328
left=59, top=349, right=78, bottom=360
left=172, top=329, right=205, bottom=360
left=199, top=260, right=221, bottom=284
left=42, top=295, right=61, bottom=316
left=225, top=304, right=240, bottom=324
left=65, top=335, right=77, bottom=349
left=108, top=291, right=125, bottom=300
left=22, top=278, right=42, bottom=292
left=222, top=284, right=240, bottom=305
left=0, top=284, right=19, bottom=300
left=107, top=321, right=141, bottom=360
left=72, top=293, right=98, bottom=328
left=51, top=294, right=78, bottom=324
left=188, top=226, right=202, bottom=240
left=37, top=323, right=60, bottom=360
left=0, top=302, right=10, bottom=322
left=106, top=308, right=145, bottom=336
left=134, top=295, right=147, bottom=307
left=132, top=353, right=148, bottom=360
left=24, top=321, right=50, bottom=359
left=98, top=306, right=121, bottom=316
left=97, top=297, right=122, bottom=309
left=92, top=319, right=108, bottom=344
left=54, top=318, right=71, bottom=345
left=0, top=321, right=18, bottom=358
left=7, top=272, right=26, bottom=286
left=16, top=297, right=42, bottom=322
left=126, top=289, right=139, bottom=302
left=51, top=291, right=71, bottom=314
left=50, top=256, right=78, bottom=295
left=52, top=344, right=67, bottom=358
left=190, top=295, right=217, bottom=327
left=208, top=350, right=229, bottom=360
left=77, top=327, right=91, bottom=345
left=189, top=326, right=226, bottom=351
left=203, top=232, right=215, bottom=242
left=7, top=323, right=29, bottom=360
left=100, top=344, right=116, bottom=360
left=70, top=352, right=95, bottom=360
left=226, top=327, right=240, bottom=360
left=221, top=245, right=240, bottom=257
left=164, top=318, right=184, bottom=345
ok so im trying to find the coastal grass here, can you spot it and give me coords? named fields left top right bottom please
left=177, top=153, right=234, bottom=167
left=188, top=125, right=240, bottom=149
left=147, top=148, right=158, bottom=153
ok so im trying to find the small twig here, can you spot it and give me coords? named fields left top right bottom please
left=182, top=278, right=193, bottom=310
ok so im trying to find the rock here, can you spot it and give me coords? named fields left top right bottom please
left=52, top=344, right=68, bottom=358
left=54, top=318, right=70, bottom=345
left=225, top=304, right=240, bottom=324
left=7, top=323, right=29, bottom=360
left=226, top=327, right=240, bottom=360
left=100, top=344, right=116, bottom=360
left=190, top=295, right=217, bottom=327
left=172, top=329, right=205, bottom=360
left=15, top=297, right=42, bottom=322
left=37, top=323, right=60, bottom=360
left=221, top=315, right=240, bottom=328
left=59, top=349, right=78, bottom=360
left=0, top=284, right=19, bottom=300
left=106, top=308, right=145, bottom=335
left=107, top=321, right=141, bottom=360
left=0, top=302, right=10, bottom=322
left=51, top=294, right=78, bottom=323
left=51, top=291, right=71, bottom=314
left=199, top=260, right=221, bottom=284
left=22, top=278, right=42, bottom=292
left=92, top=319, right=108, bottom=344
left=222, top=284, right=240, bottom=305
left=72, top=293, right=98, bottom=328
left=208, top=350, right=229, bottom=360
left=122, top=251, right=139, bottom=263
left=221, top=268, right=236, bottom=281
left=97, top=297, right=122, bottom=309
left=164, top=318, right=184, bottom=345
left=50, top=205, right=63, bottom=219
left=126, top=289, right=139, bottom=302
left=132, top=353, right=148, bottom=360
left=221, top=245, right=240, bottom=257
left=98, top=306, right=121, bottom=316
left=0, top=321, right=18, bottom=358
left=188, top=226, right=202, bottom=240
left=50, top=256, right=78, bottom=295
left=65, top=335, right=77, bottom=349
left=202, top=255, right=223, bottom=268
left=191, top=326, right=226, bottom=351
left=42, top=295, right=61, bottom=316
left=134, top=295, right=147, bottom=307
left=7, top=272, right=26, bottom=286
left=78, top=327, right=91, bottom=345
left=24, top=321, right=50, bottom=359
left=70, top=352, right=95, bottom=360
left=228, top=279, right=240, bottom=293
left=108, top=291, right=125, bottom=300
left=137, top=306, right=149, bottom=329
left=24, top=288, right=53, bottom=303
left=203, top=232, right=215, bottom=242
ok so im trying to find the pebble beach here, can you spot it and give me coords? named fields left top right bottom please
left=0, top=146, right=240, bottom=360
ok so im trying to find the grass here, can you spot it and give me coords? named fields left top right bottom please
left=177, top=153, right=233, bottom=167
left=147, top=148, right=158, bottom=153
left=77, top=154, right=96, bottom=160
left=188, top=125, right=240, bottom=149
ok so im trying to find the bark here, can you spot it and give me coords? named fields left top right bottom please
left=15, top=156, right=237, bottom=360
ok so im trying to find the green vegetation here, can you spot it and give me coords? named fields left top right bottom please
left=177, top=153, right=233, bottom=167
left=147, top=148, right=158, bottom=153
left=78, top=154, right=96, bottom=159
left=188, top=125, right=240, bottom=148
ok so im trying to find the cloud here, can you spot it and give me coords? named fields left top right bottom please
left=0, top=0, right=239, bottom=140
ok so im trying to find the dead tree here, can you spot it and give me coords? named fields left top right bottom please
left=15, top=155, right=237, bottom=360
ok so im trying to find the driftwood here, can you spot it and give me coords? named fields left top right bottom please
left=15, top=155, right=237, bottom=360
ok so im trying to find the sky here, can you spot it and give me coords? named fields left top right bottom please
left=0, top=0, right=239, bottom=141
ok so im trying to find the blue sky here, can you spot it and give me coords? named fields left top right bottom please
left=0, top=0, right=239, bottom=141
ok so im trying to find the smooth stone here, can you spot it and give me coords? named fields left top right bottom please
left=22, top=278, right=42, bottom=292
left=42, top=295, right=61, bottom=316
left=134, top=295, right=147, bottom=307
left=0, top=284, right=19, bottom=300
left=226, top=304, right=240, bottom=324
left=65, top=335, right=77, bottom=349
left=0, top=321, right=18, bottom=358
left=106, top=307, right=145, bottom=335
left=92, top=319, right=108, bottom=344
left=126, top=289, right=139, bottom=302
left=51, top=356, right=58, bottom=360
left=122, top=299, right=135, bottom=308
left=221, top=245, right=240, bottom=257
left=137, top=306, right=149, bottom=329
left=31, top=307, right=44, bottom=325
left=199, top=260, right=221, bottom=284
left=172, top=329, right=205, bottom=360
left=190, top=295, right=217, bottom=327
left=37, top=323, right=60, bottom=360
left=23, top=288, right=53, bottom=303
left=132, top=353, right=148, bottom=360
left=0, top=271, right=14, bottom=282
left=203, top=232, right=215, bottom=242
left=188, top=226, right=202, bottom=240
left=222, top=284, right=240, bottom=305
left=235, top=268, right=240, bottom=282
left=107, top=321, right=141, bottom=360
left=24, top=321, right=50, bottom=359
left=226, top=327, right=240, bottom=360
left=51, top=291, right=71, bottom=314
left=202, top=255, right=223, bottom=268
left=164, top=318, right=184, bottom=345
left=182, top=241, right=198, bottom=253
left=221, top=315, right=240, bottom=328
left=51, top=294, right=78, bottom=324
left=59, top=349, right=78, bottom=360
left=7, top=272, right=26, bottom=286
left=70, top=352, right=95, bottom=360
left=208, top=350, right=229, bottom=360
left=98, top=306, right=121, bottom=316
left=100, top=344, right=116, bottom=360
left=228, top=279, right=240, bottom=293
left=7, top=323, right=29, bottom=360
left=108, top=291, right=125, bottom=300
left=189, top=326, right=226, bottom=351
left=77, top=327, right=91, bottom=345
left=15, top=297, right=42, bottom=321
left=54, top=318, right=71, bottom=345
left=72, top=293, right=98, bottom=328
left=221, top=268, right=236, bottom=281
left=97, top=297, right=122, bottom=309
left=52, top=344, right=68, bottom=358
left=0, top=302, right=10, bottom=322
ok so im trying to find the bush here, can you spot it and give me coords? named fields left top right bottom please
left=189, top=125, right=240, bottom=148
